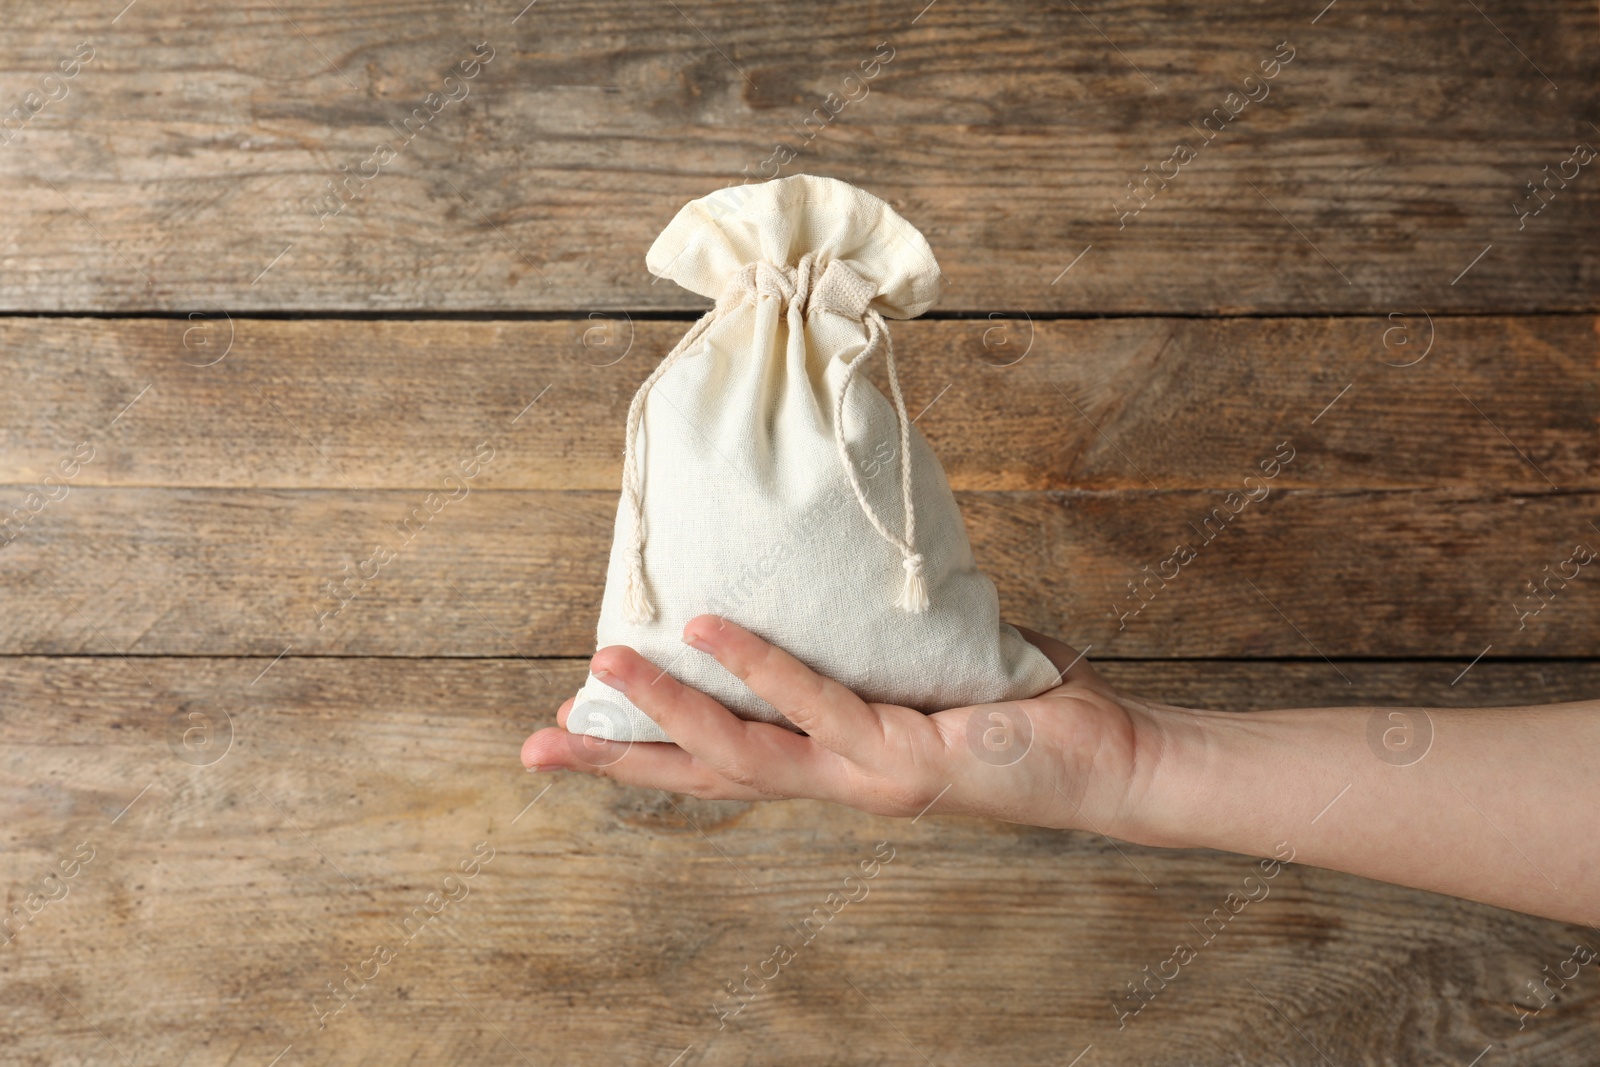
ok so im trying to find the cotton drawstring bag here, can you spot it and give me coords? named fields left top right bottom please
left=568, top=174, right=1061, bottom=743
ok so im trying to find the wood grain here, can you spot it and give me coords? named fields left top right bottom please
left=1, top=315, right=1595, bottom=492
left=5, top=0, right=1597, bottom=1060
left=0, top=1, right=1596, bottom=313
left=2, top=486, right=1598, bottom=658
left=1, top=656, right=1595, bottom=1067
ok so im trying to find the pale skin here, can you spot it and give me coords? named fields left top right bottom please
left=520, top=615, right=1600, bottom=925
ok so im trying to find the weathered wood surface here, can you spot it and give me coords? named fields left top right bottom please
left=3, top=485, right=1599, bottom=658
left=5, top=0, right=1599, bottom=1061
left=0, top=1, right=1597, bottom=313
left=1, top=656, right=1596, bottom=1067
left=2, top=315, right=1596, bottom=492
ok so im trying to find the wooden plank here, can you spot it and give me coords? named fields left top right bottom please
left=0, top=656, right=1594, bottom=1066
left=3, top=486, right=1597, bottom=657
left=2, top=315, right=1595, bottom=491
left=0, top=2, right=1596, bottom=313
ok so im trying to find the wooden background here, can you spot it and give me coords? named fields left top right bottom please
left=2, top=1, right=1597, bottom=1064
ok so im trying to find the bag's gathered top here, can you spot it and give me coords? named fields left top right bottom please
left=620, top=251, right=927, bottom=623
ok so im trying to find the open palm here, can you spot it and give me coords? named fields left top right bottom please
left=520, top=617, right=1155, bottom=837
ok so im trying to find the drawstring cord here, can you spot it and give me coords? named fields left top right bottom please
left=620, top=257, right=928, bottom=622
left=831, top=308, right=928, bottom=614
left=617, top=307, right=721, bottom=623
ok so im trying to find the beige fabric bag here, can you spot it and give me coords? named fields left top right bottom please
left=568, top=174, right=1060, bottom=743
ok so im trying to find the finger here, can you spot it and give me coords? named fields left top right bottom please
left=588, top=644, right=827, bottom=798
left=555, top=695, right=575, bottom=729
left=519, top=728, right=770, bottom=800
left=682, top=614, right=883, bottom=757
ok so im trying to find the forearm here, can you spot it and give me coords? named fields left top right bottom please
left=1119, top=699, right=1600, bottom=923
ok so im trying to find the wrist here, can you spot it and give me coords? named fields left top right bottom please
left=1111, top=699, right=1358, bottom=861
left=1109, top=699, right=1242, bottom=850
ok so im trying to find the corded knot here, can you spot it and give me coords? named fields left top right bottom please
left=717, top=257, right=875, bottom=321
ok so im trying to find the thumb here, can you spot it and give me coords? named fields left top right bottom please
left=1011, top=624, right=1103, bottom=689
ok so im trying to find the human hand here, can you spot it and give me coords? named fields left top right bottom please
left=519, top=615, right=1173, bottom=839
left=524, top=616, right=1600, bottom=922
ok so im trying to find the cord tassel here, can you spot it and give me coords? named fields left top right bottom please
left=899, top=552, right=929, bottom=614
left=622, top=546, right=655, bottom=623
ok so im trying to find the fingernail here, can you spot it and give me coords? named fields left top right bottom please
left=683, top=632, right=714, bottom=654
left=527, top=764, right=560, bottom=773
left=594, top=668, right=626, bottom=694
